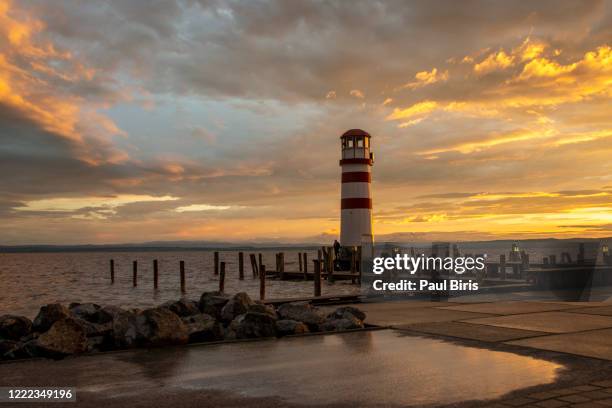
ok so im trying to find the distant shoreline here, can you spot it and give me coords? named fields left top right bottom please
left=0, top=237, right=609, bottom=253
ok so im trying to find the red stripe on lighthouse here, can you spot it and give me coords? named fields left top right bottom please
left=341, top=172, right=371, bottom=183
left=339, top=158, right=372, bottom=166
left=341, top=198, right=372, bottom=209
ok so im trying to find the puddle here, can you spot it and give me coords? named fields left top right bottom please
left=1, top=330, right=563, bottom=406
left=126, top=330, right=561, bottom=406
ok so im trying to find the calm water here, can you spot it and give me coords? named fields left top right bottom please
left=0, top=330, right=564, bottom=406
left=0, top=250, right=358, bottom=318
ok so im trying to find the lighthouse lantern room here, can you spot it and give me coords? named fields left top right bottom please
left=339, top=129, right=374, bottom=247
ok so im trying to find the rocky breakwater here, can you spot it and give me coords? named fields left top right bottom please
left=0, top=292, right=367, bottom=361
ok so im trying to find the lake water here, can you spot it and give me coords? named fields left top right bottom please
left=0, top=250, right=359, bottom=318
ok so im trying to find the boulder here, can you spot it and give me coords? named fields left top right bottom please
left=182, top=314, right=223, bottom=342
left=230, top=311, right=277, bottom=339
left=199, top=291, right=230, bottom=319
left=32, top=304, right=71, bottom=333
left=162, top=299, right=200, bottom=317
left=91, top=305, right=124, bottom=324
left=327, top=306, right=366, bottom=323
left=0, top=315, right=32, bottom=340
left=277, top=302, right=325, bottom=328
left=320, top=315, right=364, bottom=332
left=247, top=303, right=277, bottom=319
left=220, top=292, right=254, bottom=322
left=276, top=319, right=309, bottom=336
left=140, top=308, right=189, bottom=347
left=109, top=306, right=146, bottom=348
left=0, top=339, right=19, bottom=357
left=69, top=303, right=102, bottom=322
left=26, top=318, right=88, bottom=358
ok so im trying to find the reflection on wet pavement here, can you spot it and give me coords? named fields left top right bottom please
left=1, top=330, right=563, bottom=406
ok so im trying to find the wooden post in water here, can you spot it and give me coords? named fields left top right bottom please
left=214, top=251, right=219, bottom=275
left=238, top=252, right=244, bottom=280
left=110, top=259, right=115, bottom=284
left=549, top=254, right=556, bottom=265
left=259, top=265, right=266, bottom=300
left=132, top=261, right=138, bottom=287
left=298, top=252, right=303, bottom=272
left=153, top=259, right=159, bottom=289
left=303, top=252, right=308, bottom=280
left=249, top=253, right=258, bottom=278
left=180, top=260, right=185, bottom=293
left=219, top=261, right=226, bottom=293
left=500, top=254, right=506, bottom=280
left=327, top=246, right=335, bottom=283
left=578, top=243, right=585, bottom=264
left=357, top=246, right=362, bottom=284
left=314, top=251, right=322, bottom=297
left=350, top=250, right=356, bottom=283
left=279, top=252, right=285, bottom=280
left=258, top=253, right=263, bottom=272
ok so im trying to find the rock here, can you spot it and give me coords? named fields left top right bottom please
left=92, top=305, right=124, bottom=324
left=109, top=308, right=143, bottom=348
left=76, top=319, right=112, bottom=338
left=26, top=318, right=88, bottom=358
left=162, top=299, right=200, bottom=317
left=320, top=315, right=364, bottom=332
left=277, top=302, right=325, bottom=328
left=32, top=304, right=71, bottom=333
left=276, top=319, right=309, bottom=336
left=0, top=339, right=19, bottom=357
left=69, top=303, right=102, bottom=322
left=327, top=306, right=366, bottom=323
left=0, top=315, right=32, bottom=340
left=182, top=314, right=223, bottom=342
left=199, top=291, right=230, bottom=319
left=220, top=292, right=254, bottom=322
left=140, top=308, right=189, bottom=347
left=247, top=303, right=277, bottom=319
left=230, top=311, right=277, bottom=339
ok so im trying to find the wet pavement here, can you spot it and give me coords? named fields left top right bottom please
left=0, top=330, right=563, bottom=407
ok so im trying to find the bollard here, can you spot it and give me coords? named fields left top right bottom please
left=180, top=260, right=185, bottom=293
left=259, top=265, right=266, bottom=300
left=214, top=251, right=219, bottom=275
left=219, top=262, right=226, bottom=293
left=133, top=261, right=138, bottom=287
left=303, top=252, right=308, bottom=280
left=314, top=253, right=322, bottom=297
left=110, top=259, right=115, bottom=284
left=153, top=259, right=159, bottom=289
left=238, top=252, right=244, bottom=280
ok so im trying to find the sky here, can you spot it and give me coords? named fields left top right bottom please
left=1, top=0, right=611, bottom=245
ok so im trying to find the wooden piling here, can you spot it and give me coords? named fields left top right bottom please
left=303, top=252, right=308, bottom=280
left=238, top=252, right=244, bottom=280
left=259, top=265, right=266, bottom=300
left=350, top=250, right=356, bottom=283
left=219, top=261, right=226, bottom=293
left=153, top=259, right=159, bottom=289
left=180, top=260, right=185, bottom=293
left=250, top=253, right=258, bottom=278
left=578, top=243, right=585, bottom=264
left=549, top=254, right=557, bottom=265
left=500, top=254, right=506, bottom=280
left=314, top=251, right=322, bottom=297
left=279, top=252, right=285, bottom=280
left=327, top=246, right=334, bottom=283
left=110, top=259, right=115, bottom=284
left=298, top=252, right=303, bottom=272
left=132, top=260, right=138, bottom=287
left=357, top=246, right=362, bottom=284
left=258, top=253, right=263, bottom=272
left=214, top=251, right=219, bottom=275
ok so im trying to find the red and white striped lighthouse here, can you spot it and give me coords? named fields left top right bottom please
left=339, top=129, right=374, bottom=247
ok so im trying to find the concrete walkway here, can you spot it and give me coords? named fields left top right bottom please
left=353, top=300, right=612, bottom=361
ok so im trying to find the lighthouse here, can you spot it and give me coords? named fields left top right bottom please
left=339, top=129, right=374, bottom=247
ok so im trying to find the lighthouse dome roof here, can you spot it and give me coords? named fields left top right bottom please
left=341, top=129, right=371, bottom=138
